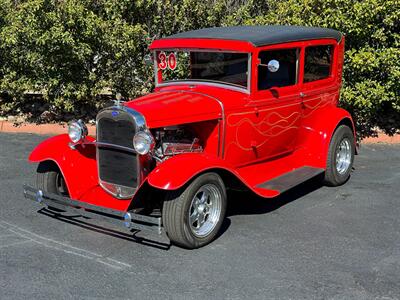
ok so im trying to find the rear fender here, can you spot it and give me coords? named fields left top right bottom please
left=29, top=134, right=98, bottom=199
left=298, top=107, right=355, bottom=168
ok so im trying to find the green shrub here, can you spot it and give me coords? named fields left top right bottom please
left=0, top=0, right=398, bottom=138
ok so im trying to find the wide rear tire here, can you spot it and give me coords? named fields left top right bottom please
left=162, top=173, right=227, bottom=249
left=324, top=125, right=355, bottom=186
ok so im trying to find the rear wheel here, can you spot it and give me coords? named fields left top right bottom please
left=162, top=173, right=227, bottom=249
left=324, top=125, right=355, bottom=186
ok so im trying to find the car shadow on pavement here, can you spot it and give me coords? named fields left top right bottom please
left=226, top=174, right=325, bottom=217
left=213, top=174, right=325, bottom=241
left=38, top=209, right=171, bottom=250
left=36, top=174, right=324, bottom=251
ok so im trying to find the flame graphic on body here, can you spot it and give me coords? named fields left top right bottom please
left=224, top=92, right=337, bottom=155
left=302, top=93, right=336, bottom=118
left=226, top=110, right=302, bottom=152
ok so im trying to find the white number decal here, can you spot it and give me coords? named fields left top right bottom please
left=158, top=52, right=177, bottom=70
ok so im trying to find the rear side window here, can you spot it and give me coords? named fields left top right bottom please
left=303, top=45, right=333, bottom=83
left=258, top=48, right=299, bottom=90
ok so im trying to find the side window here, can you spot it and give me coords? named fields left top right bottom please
left=258, top=48, right=299, bottom=90
left=304, top=45, right=333, bottom=83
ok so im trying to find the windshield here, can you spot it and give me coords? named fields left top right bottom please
left=155, top=50, right=249, bottom=89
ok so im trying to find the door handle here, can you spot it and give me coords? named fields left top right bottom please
left=300, top=92, right=306, bottom=109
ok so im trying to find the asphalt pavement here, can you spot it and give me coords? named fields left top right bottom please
left=0, top=132, right=399, bottom=299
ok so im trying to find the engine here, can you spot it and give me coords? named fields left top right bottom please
left=152, top=126, right=203, bottom=162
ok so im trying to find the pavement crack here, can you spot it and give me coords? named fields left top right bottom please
left=0, top=239, right=32, bottom=249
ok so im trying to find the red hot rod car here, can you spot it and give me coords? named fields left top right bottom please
left=24, top=26, right=356, bottom=249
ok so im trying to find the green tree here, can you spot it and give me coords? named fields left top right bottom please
left=0, top=0, right=144, bottom=113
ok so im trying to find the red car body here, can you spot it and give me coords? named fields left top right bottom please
left=26, top=26, right=355, bottom=247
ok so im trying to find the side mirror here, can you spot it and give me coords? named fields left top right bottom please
left=144, top=54, right=153, bottom=66
left=267, top=59, right=280, bottom=72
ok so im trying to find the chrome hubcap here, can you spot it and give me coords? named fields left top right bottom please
left=336, top=138, right=352, bottom=175
left=188, top=184, right=222, bottom=237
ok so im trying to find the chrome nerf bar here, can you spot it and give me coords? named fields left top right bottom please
left=23, top=185, right=163, bottom=235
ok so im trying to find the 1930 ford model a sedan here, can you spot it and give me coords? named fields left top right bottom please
left=24, top=26, right=356, bottom=249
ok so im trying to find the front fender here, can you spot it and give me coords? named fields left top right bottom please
left=29, top=134, right=98, bottom=200
left=147, top=153, right=239, bottom=190
left=28, top=134, right=142, bottom=211
left=298, top=106, right=355, bottom=168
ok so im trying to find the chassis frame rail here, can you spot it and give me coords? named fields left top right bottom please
left=23, top=185, right=164, bottom=235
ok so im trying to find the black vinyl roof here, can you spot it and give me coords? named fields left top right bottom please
left=163, top=26, right=342, bottom=47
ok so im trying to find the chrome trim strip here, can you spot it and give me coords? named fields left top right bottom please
left=153, top=49, right=251, bottom=94
left=217, top=119, right=221, bottom=157
left=247, top=53, right=252, bottom=94
left=98, top=179, right=137, bottom=200
left=96, top=105, right=147, bottom=132
left=153, top=50, right=159, bottom=86
left=84, top=141, right=136, bottom=154
left=295, top=48, right=300, bottom=84
left=157, top=81, right=250, bottom=95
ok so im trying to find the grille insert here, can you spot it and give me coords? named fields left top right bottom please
left=98, top=147, right=137, bottom=187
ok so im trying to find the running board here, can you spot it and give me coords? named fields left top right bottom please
left=256, top=166, right=324, bottom=194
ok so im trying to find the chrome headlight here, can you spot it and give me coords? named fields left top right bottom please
left=133, top=131, right=154, bottom=155
left=68, top=120, right=88, bottom=143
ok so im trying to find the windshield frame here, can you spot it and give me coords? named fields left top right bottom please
left=152, top=48, right=252, bottom=94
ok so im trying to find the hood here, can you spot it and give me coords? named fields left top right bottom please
left=124, top=90, right=222, bottom=128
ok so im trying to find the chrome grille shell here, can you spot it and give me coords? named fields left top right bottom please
left=96, top=105, right=147, bottom=199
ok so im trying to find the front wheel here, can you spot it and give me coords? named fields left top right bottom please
left=324, top=125, right=355, bottom=186
left=36, top=161, right=69, bottom=212
left=162, top=173, right=227, bottom=249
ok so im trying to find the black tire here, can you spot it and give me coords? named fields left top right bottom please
left=36, top=162, right=69, bottom=211
left=324, top=125, right=355, bottom=186
left=162, top=173, right=227, bottom=249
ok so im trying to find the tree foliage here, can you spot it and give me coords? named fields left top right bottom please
left=0, top=0, right=145, bottom=112
left=0, top=0, right=398, bottom=137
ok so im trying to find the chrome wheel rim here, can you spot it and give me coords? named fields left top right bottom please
left=336, top=138, right=352, bottom=175
left=188, top=184, right=222, bottom=237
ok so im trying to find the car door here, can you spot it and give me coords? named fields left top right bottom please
left=299, top=41, right=338, bottom=120
left=244, top=46, right=303, bottom=162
